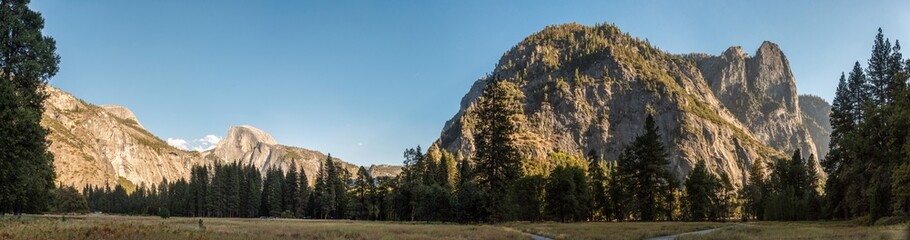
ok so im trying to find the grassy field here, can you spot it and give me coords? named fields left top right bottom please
left=677, top=221, right=909, bottom=240
left=504, top=221, right=730, bottom=240
left=0, top=215, right=527, bottom=240
left=1, top=215, right=907, bottom=240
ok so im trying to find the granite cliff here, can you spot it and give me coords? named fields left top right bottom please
left=438, top=23, right=829, bottom=185
left=42, top=87, right=399, bottom=190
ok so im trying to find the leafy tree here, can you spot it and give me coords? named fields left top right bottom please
left=472, top=79, right=525, bottom=223
left=545, top=165, right=591, bottom=222
left=510, top=175, right=545, bottom=221
left=891, top=162, right=910, bottom=214
left=54, top=186, right=88, bottom=214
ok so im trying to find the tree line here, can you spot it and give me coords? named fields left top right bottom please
left=77, top=79, right=820, bottom=223
left=825, top=28, right=910, bottom=223
left=4, top=0, right=908, bottom=224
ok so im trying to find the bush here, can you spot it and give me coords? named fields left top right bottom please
left=158, top=207, right=171, bottom=219
left=852, top=215, right=874, bottom=226
left=873, top=216, right=909, bottom=226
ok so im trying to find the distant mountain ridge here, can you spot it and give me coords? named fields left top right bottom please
left=438, top=23, right=830, bottom=185
left=42, top=86, right=400, bottom=189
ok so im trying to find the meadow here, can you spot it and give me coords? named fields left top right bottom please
left=0, top=214, right=907, bottom=240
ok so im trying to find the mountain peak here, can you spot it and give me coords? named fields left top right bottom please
left=100, top=105, right=144, bottom=129
left=225, top=125, right=277, bottom=146
left=755, top=41, right=784, bottom=59
left=722, top=46, right=746, bottom=59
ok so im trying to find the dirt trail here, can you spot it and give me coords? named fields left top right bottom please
left=646, top=224, right=738, bottom=240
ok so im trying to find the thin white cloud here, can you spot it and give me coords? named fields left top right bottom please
left=197, top=135, right=221, bottom=145
left=166, top=134, right=222, bottom=152
left=192, top=145, right=217, bottom=152
left=166, top=138, right=189, bottom=150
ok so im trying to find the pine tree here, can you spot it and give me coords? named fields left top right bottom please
left=353, top=166, right=374, bottom=220
left=283, top=163, right=300, bottom=217
left=0, top=0, right=60, bottom=215
left=587, top=150, right=611, bottom=221
left=629, top=114, right=678, bottom=221
left=296, top=168, right=310, bottom=218
left=683, top=160, right=721, bottom=221
left=453, top=158, right=485, bottom=222
left=189, top=165, right=208, bottom=217
left=510, top=174, right=545, bottom=222
left=868, top=28, right=893, bottom=103
left=744, top=159, right=768, bottom=220
left=612, top=147, right=636, bottom=221
left=848, top=62, right=869, bottom=122
left=544, top=165, right=591, bottom=222
left=472, top=79, right=524, bottom=223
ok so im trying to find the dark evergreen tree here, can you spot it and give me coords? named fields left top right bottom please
left=453, top=158, right=485, bottom=222
left=683, top=160, right=721, bottom=221
left=189, top=165, right=208, bottom=217
left=587, top=150, right=612, bottom=221
left=472, top=79, right=524, bottom=223
left=510, top=175, right=545, bottom=222
left=283, top=163, right=300, bottom=217
left=744, top=159, right=769, bottom=220
left=619, top=114, right=678, bottom=221
left=353, top=166, right=374, bottom=220
left=296, top=168, right=310, bottom=218
left=0, top=0, right=60, bottom=215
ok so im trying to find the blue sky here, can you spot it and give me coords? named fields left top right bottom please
left=31, top=1, right=910, bottom=166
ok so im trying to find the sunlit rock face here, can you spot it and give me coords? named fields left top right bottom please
left=44, top=87, right=400, bottom=190
left=438, top=24, right=825, bottom=186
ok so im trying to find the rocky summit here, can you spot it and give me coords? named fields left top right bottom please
left=42, top=86, right=400, bottom=190
left=438, top=23, right=830, bottom=186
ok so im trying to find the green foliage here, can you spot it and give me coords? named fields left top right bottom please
left=587, top=150, right=614, bottom=221
left=510, top=175, right=545, bottom=222
left=824, top=28, right=910, bottom=222
left=760, top=150, right=822, bottom=221
left=54, top=186, right=89, bottom=214
left=613, top=114, right=678, bottom=221
left=683, top=160, right=723, bottom=221
left=472, top=79, right=525, bottom=223
left=545, top=165, right=592, bottom=222
left=743, top=160, right=770, bottom=220
left=158, top=207, right=170, bottom=219
left=353, top=166, right=376, bottom=220
left=453, top=159, right=486, bottom=223
left=0, top=0, right=60, bottom=215
left=310, top=154, right=350, bottom=219
left=891, top=162, right=910, bottom=214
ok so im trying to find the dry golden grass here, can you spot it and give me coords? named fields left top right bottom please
left=678, top=221, right=910, bottom=240
left=503, top=221, right=730, bottom=240
left=6, top=215, right=900, bottom=240
left=0, top=214, right=527, bottom=240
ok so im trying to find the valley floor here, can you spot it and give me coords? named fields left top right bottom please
left=0, top=214, right=905, bottom=240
